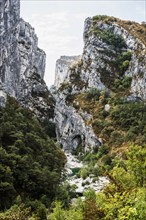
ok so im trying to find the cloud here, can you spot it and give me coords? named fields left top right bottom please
left=24, top=11, right=79, bottom=51
left=74, top=12, right=91, bottom=20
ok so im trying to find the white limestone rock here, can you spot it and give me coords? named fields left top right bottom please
left=55, top=56, right=80, bottom=89
left=65, top=152, right=83, bottom=175
left=68, top=174, right=109, bottom=194
left=0, top=0, right=54, bottom=119
left=54, top=15, right=146, bottom=152
left=55, top=93, right=101, bottom=152
left=65, top=151, right=109, bottom=194
left=0, top=89, right=7, bottom=107
left=104, top=104, right=110, bottom=111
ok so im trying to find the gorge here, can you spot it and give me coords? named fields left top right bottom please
left=0, top=0, right=146, bottom=219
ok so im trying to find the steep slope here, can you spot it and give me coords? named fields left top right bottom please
left=55, top=15, right=146, bottom=153
left=0, top=0, right=55, bottom=119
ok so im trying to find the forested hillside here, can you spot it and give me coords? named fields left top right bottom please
left=1, top=0, right=146, bottom=219
left=0, top=97, right=66, bottom=219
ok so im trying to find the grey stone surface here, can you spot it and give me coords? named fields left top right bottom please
left=0, top=89, right=7, bottom=107
left=0, top=0, right=55, bottom=118
left=55, top=56, right=81, bottom=88
left=55, top=91, right=101, bottom=152
left=54, top=16, right=146, bottom=151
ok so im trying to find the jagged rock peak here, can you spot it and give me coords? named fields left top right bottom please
left=82, top=15, right=146, bottom=99
left=55, top=55, right=81, bottom=88
left=0, top=0, right=55, bottom=119
left=0, top=0, right=20, bottom=28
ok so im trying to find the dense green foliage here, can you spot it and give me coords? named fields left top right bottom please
left=69, top=88, right=146, bottom=150
left=92, top=26, right=126, bottom=49
left=114, top=51, right=132, bottom=76
left=49, top=145, right=146, bottom=220
left=48, top=15, right=146, bottom=220
left=99, top=29, right=127, bottom=49
left=0, top=97, right=66, bottom=211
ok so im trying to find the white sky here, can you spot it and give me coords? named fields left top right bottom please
left=20, top=0, right=146, bottom=87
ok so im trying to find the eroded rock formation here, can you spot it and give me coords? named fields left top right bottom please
left=0, top=0, right=55, bottom=119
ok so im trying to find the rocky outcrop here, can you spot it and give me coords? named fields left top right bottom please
left=77, top=16, right=146, bottom=97
left=55, top=55, right=101, bottom=152
left=55, top=15, right=146, bottom=151
left=0, top=0, right=55, bottom=119
left=55, top=91, right=101, bottom=152
left=55, top=56, right=80, bottom=88
left=0, top=90, right=7, bottom=107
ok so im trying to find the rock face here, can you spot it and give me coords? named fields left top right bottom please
left=55, top=91, right=101, bottom=151
left=55, top=56, right=80, bottom=89
left=55, top=15, right=146, bottom=152
left=0, top=0, right=55, bottom=119
left=81, top=17, right=146, bottom=97
left=0, top=90, right=7, bottom=107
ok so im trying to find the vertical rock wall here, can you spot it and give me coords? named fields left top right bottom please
left=0, top=0, right=55, bottom=119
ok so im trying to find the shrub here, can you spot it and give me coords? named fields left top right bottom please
left=92, top=167, right=101, bottom=176
left=98, top=144, right=110, bottom=155
left=84, top=153, right=98, bottom=162
left=80, top=168, right=89, bottom=180
left=71, top=168, right=81, bottom=176
left=92, top=177, right=99, bottom=183
left=86, top=88, right=101, bottom=101
left=115, top=51, right=132, bottom=75
left=36, top=203, right=47, bottom=220
left=110, top=130, right=124, bottom=146
left=85, top=180, right=90, bottom=185
left=101, top=155, right=112, bottom=166
left=100, top=29, right=127, bottom=49
left=120, top=60, right=130, bottom=73
left=113, top=76, right=132, bottom=92
left=92, top=15, right=117, bottom=22
left=59, top=82, right=71, bottom=92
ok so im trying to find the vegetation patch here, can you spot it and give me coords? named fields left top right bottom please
left=58, top=81, right=72, bottom=92
left=114, top=51, right=132, bottom=76
left=68, top=87, right=146, bottom=159
left=92, top=15, right=118, bottom=23
left=92, top=26, right=127, bottom=49
left=49, top=145, right=146, bottom=220
left=0, top=97, right=66, bottom=215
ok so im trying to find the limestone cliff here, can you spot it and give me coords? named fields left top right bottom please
left=55, top=15, right=146, bottom=152
left=0, top=0, right=55, bottom=119
left=55, top=56, right=80, bottom=89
